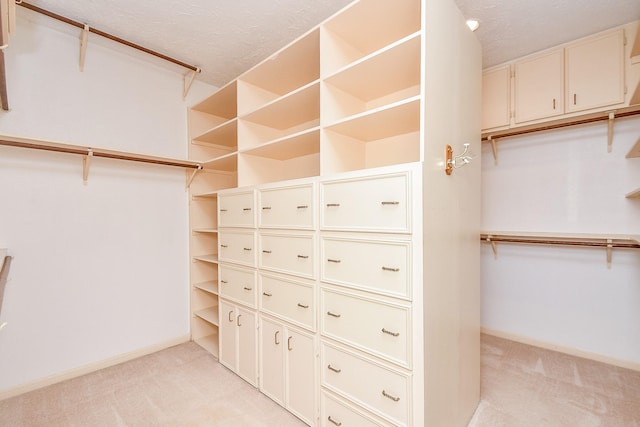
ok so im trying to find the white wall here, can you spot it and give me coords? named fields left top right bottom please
left=0, top=11, right=215, bottom=394
left=481, top=115, right=640, bottom=366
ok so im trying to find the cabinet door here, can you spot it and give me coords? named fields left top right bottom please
left=286, top=327, right=316, bottom=425
left=482, top=65, right=511, bottom=130
left=236, top=306, right=258, bottom=386
left=514, top=49, right=564, bottom=123
left=259, top=317, right=285, bottom=405
left=566, top=29, right=625, bottom=113
left=219, top=300, right=237, bottom=371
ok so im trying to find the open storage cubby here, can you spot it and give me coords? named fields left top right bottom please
left=237, top=29, right=320, bottom=116
left=320, top=0, right=421, bottom=77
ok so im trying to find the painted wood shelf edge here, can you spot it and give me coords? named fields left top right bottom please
left=194, top=281, right=219, bottom=295
left=195, top=306, right=220, bottom=327
left=193, top=254, right=219, bottom=264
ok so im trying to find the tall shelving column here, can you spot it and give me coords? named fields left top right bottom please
left=319, top=0, right=422, bottom=176
left=188, top=82, right=239, bottom=357
left=237, top=29, right=321, bottom=186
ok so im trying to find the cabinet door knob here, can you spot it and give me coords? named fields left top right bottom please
left=327, top=364, right=341, bottom=373
left=327, top=416, right=342, bottom=426
left=327, top=311, right=341, bottom=318
left=243, top=247, right=252, bottom=251
left=242, top=207, right=252, bottom=211
left=262, top=206, right=272, bottom=210
left=382, top=390, right=400, bottom=402
left=262, top=250, right=272, bottom=254
left=552, top=98, right=556, bottom=109
left=220, top=209, right=228, bottom=212
left=326, top=203, right=340, bottom=207
left=220, top=244, right=228, bottom=248
left=573, top=93, right=577, bottom=105
left=327, top=258, right=341, bottom=264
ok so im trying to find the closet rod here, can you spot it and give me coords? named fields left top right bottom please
left=18, top=1, right=200, bottom=73
left=481, top=104, right=640, bottom=141
left=480, top=234, right=640, bottom=249
left=0, top=136, right=201, bottom=169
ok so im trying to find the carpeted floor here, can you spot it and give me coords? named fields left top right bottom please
left=0, top=334, right=638, bottom=426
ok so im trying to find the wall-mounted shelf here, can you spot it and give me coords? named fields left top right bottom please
left=195, top=306, right=220, bottom=327
left=193, top=255, right=219, bottom=264
left=194, top=280, right=219, bottom=296
left=481, top=231, right=640, bottom=268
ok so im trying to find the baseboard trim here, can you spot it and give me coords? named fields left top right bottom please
left=481, top=327, right=640, bottom=372
left=0, top=334, right=190, bottom=401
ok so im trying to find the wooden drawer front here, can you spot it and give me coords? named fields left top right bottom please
left=321, top=289, right=411, bottom=368
left=219, top=191, right=255, bottom=228
left=219, top=231, right=256, bottom=267
left=321, top=343, right=410, bottom=426
left=320, top=172, right=410, bottom=233
left=321, top=237, right=410, bottom=299
left=259, top=184, right=314, bottom=229
left=260, top=274, right=315, bottom=330
left=321, top=392, right=393, bottom=427
left=219, top=265, right=257, bottom=308
left=259, top=233, right=315, bottom=279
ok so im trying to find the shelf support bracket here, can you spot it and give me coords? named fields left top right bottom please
left=79, top=24, right=89, bottom=72
left=82, top=148, right=93, bottom=184
left=607, top=112, right=615, bottom=153
left=486, top=234, right=498, bottom=259
left=488, top=135, right=498, bottom=165
left=606, top=239, right=613, bottom=269
left=183, top=68, right=200, bottom=100
left=185, top=164, right=202, bottom=189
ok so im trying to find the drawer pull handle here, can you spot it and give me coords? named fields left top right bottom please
left=382, top=390, right=400, bottom=402
left=262, top=250, right=272, bottom=254
left=327, top=311, right=341, bottom=318
left=288, top=336, right=293, bottom=351
left=274, top=330, right=280, bottom=345
left=327, top=364, right=341, bottom=373
left=220, top=244, right=228, bottom=248
left=297, top=255, right=309, bottom=259
left=297, top=303, right=309, bottom=309
left=327, top=416, right=342, bottom=426
left=243, top=247, right=252, bottom=251
left=228, top=310, right=234, bottom=322
left=262, top=206, right=271, bottom=210
left=243, top=208, right=252, bottom=211
left=243, top=287, right=252, bottom=291
left=220, top=280, right=228, bottom=284
left=237, top=314, right=242, bottom=326
left=381, top=201, right=399, bottom=205
left=220, top=209, right=228, bottom=212
left=382, top=328, right=400, bottom=337
left=263, top=292, right=272, bottom=297
left=382, top=266, right=400, bottom=272
left=327, top=259, right=341, bottom=264
left=326, top=203, right=340, bottom=207
left=296, top=205, right=308, bottom=209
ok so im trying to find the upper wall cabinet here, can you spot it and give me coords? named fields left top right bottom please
left=514, top=49, right=564, bottom=124
left=482, top=65, right=511, bottom=130
left=483, top=24, right=632, bottom=132
left=565, top=29, right=625, bottom=113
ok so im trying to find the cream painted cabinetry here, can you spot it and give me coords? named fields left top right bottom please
left=260, top=315, right=317, bottom=425
left=514, top=49, right=564, bottom=123
left=482, top=65, right=511, bottom=130
left=565, top=29, right=625, bottom=113
left=189, top=0, right=482, bottom=425
left=219, top=299, right=258, bottom=386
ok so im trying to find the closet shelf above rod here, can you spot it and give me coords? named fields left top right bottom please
left=480, top=232, right=640, bottom=269
left=482, top=104, right=640, bottom=164
left=0, top=134, right=202, bottom=184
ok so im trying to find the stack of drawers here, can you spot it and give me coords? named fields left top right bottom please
left=215, top=164, right=421, bottom=426
left=318, top=169, right=416, bottom=427
left=257, top=182, right=318, bottom=425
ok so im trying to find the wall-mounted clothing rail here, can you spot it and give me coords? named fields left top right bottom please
left=481, top=232, right=640, bottom=268
left=18, top=2, right=200, bottom=74
left=0, top=134, right=202, bottom=184
left=482, top=104, right=640, bottom=162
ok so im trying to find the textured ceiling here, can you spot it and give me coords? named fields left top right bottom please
left=19, top=0, right=640, bottom=88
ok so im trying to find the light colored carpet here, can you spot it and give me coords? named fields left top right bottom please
left=1, top=334, right=638, bottom=426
